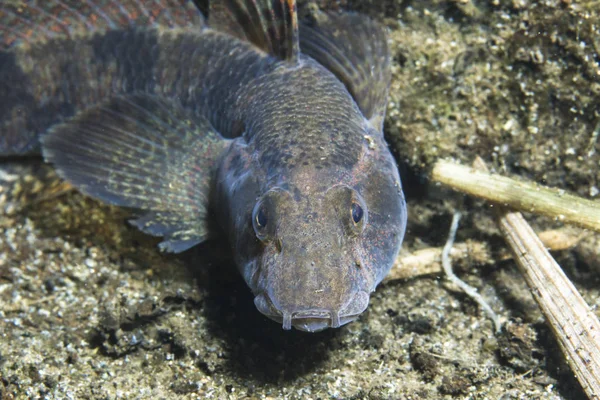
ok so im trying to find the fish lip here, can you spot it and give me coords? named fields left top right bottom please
left=292, top=310, right=330, bottom=319
left=338, top=290, right=370, bottom=317
left=253, top=290, right=370, bottom=332
left=254, top=292, right=282, bottom=318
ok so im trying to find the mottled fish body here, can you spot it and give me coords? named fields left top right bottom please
left=0, top=0, right=407, bottom=332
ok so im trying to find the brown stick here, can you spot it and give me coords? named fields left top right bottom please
left=385, top=228, right=586, bottom=282
left=431, top=160, right=600, bottom=232
left=471, top=157, right=600, bottom=399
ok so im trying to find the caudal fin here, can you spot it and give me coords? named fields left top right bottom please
left=0, top=0, right=204, bottom=50
left=0, top=0, right=205, bottom=157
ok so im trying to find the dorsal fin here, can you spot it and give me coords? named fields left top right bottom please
left=299, top=11, right=391, bottom=130
left=209, top=0, right=299, bottom=63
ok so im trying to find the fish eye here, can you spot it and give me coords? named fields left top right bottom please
left=351, top=203, right=363, bottom=224
left=327, top=185, right=368, bottom=235
left=255, top=207, right=268, bottom=228
left=252, top=189, right=289, bottom=241
left=252, top=201, right=271, bottom=241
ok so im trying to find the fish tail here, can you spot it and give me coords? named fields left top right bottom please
left=0, top=0, right=204, bottom=50
left=0, top=0, right=205, bottom=156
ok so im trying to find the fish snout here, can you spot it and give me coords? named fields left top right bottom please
left=254, top=290, right=370, bottom=332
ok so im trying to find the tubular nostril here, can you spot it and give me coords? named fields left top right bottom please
left=282, top=312, right=292, bottom=330
left=331, top=312, right=341, bottom=328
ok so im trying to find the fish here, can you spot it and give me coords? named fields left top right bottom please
left=0, top=0, right=408, bottom=332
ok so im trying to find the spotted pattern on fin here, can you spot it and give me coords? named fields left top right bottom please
left=42, top=94, right=230, bottom=253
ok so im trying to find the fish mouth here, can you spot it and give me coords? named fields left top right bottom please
left=254, top=291, right=370, bottom=333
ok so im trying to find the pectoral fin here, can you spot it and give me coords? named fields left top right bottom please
left=42, top=94, right=230, bottom=253
left=299, top=11, right=391, bottom=129
left=209, top=0, right=299, bottom=63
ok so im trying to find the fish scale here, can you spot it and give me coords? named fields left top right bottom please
left=1, top=0, right=408, bottom=332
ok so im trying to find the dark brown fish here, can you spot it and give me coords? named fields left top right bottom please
left=0, top=0, right=407, bottom=332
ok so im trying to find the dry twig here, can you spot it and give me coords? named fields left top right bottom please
left=440, top=211, right=502, bottom=332
left=385, top=228, right=585, bottom=282
left=431, top=160, right=600, bottom=232
left=470, top=157, right=600, bottom=399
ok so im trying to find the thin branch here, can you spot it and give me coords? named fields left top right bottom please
left=440, top=211, right=502, bottom=332
left=431, top=160, right=600, bottom=232
left=384, top=228, right=586, bottom=282
left=471, top=156, right=600, bottom=399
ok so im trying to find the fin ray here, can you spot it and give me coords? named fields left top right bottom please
left=42, top=94, right=230, bottom=253
left=209, top=0, right=299, bottom=63
left=51, top=135, right=208, bottom=205
left=299, top=11, right=391, bottom=128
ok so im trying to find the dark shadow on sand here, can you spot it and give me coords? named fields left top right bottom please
left=184, top=239, right=342, bottom=384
